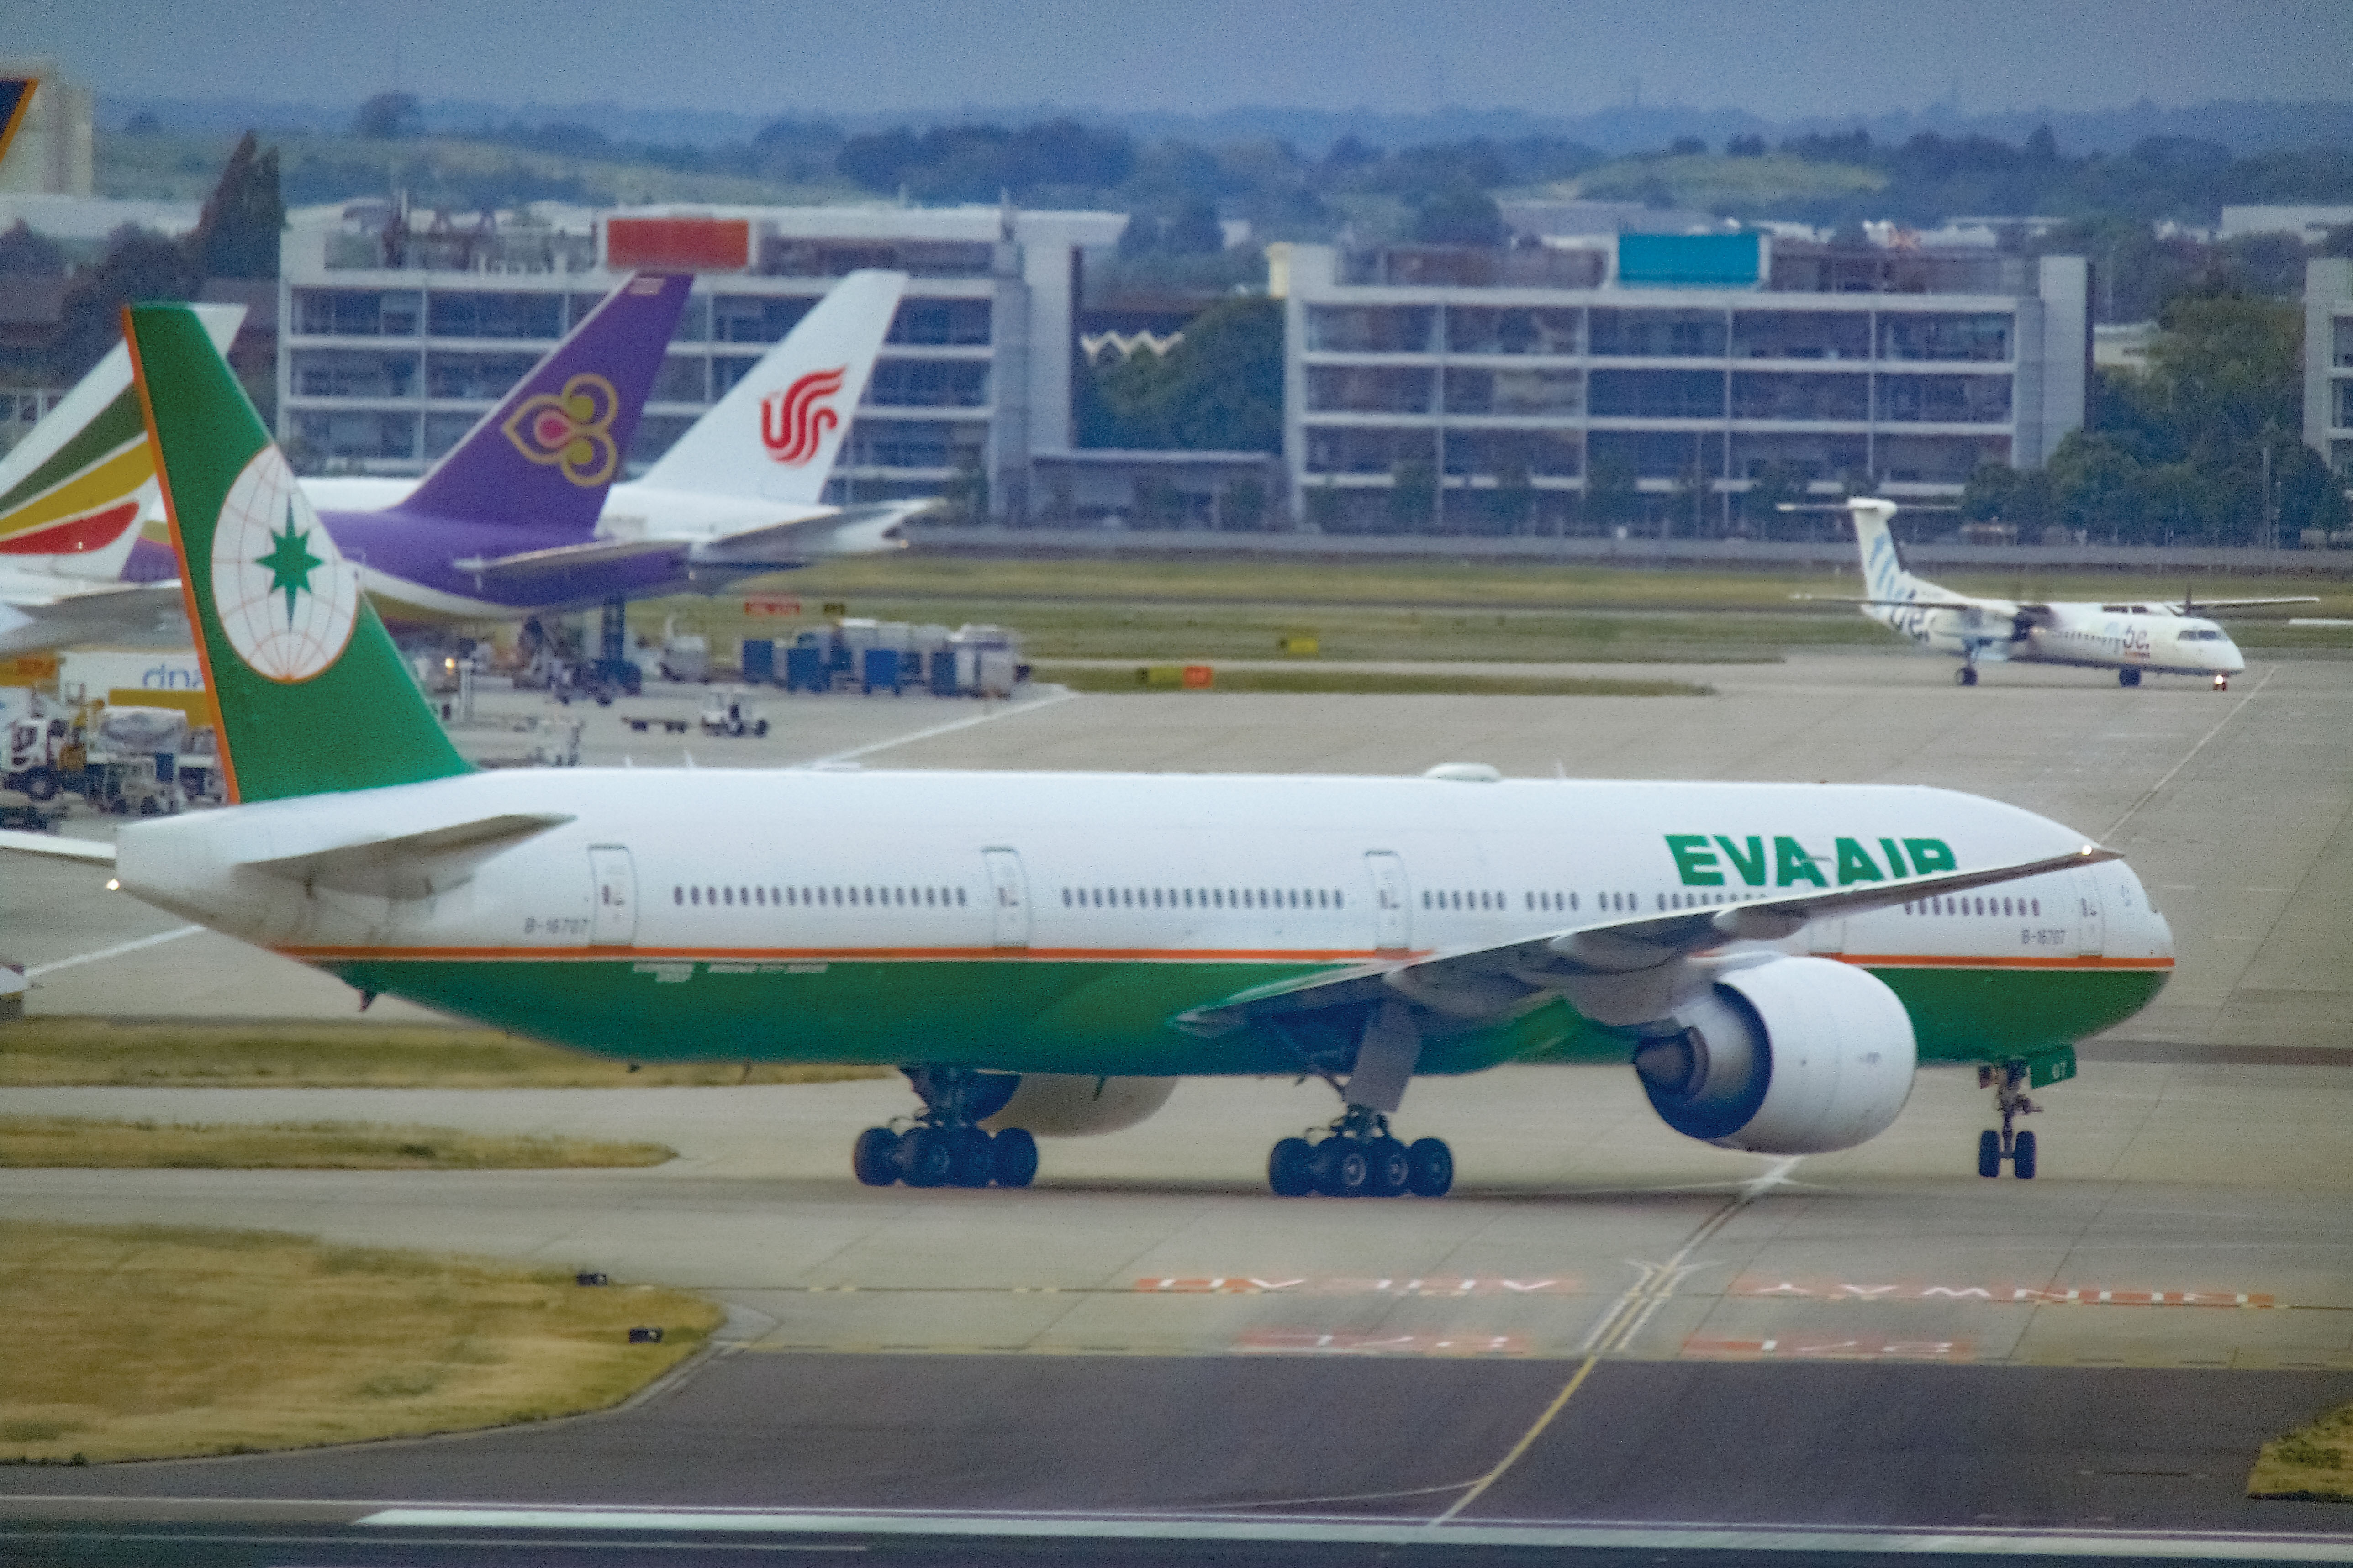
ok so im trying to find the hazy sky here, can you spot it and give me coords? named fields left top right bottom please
left=11, top=0, right=2351, bottom=119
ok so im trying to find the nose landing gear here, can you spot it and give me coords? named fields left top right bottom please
left=1269, top=1106, right=1452, bottom=1199
left=1976, top=1062, right=2040, bottom=1179
left=853, top=1066, right=1038, bottom=1190
left=2214, top=674, right=2230, bottom=691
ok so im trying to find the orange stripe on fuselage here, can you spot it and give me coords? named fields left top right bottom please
left=1831, top=953, right=2174, bottom=971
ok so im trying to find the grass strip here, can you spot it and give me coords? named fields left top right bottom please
left=0, top=1018, right=892, bottom=1089
left=1037, top=663, right=1712, bottom=698
left=2249, top=1402, right=2353, bottom=1501
left=0, top=1117, right=672, bottom=1169
left=0, top=1221, right=719, bottom=1465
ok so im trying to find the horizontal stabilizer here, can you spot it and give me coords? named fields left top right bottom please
left=0, top=828, right=116, bottom=864
left=244, top=811, right=575, bottom=899
left=689, top=499, right=932, bottom=565
left=1179, top=843, right=2120, bottom=1034
left=453, top=537, right=686, bottom=585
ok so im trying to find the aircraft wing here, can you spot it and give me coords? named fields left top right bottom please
left=1791, top=593, right=1992, bottom=613
left=688, top=498, right=934, bottom=566
left=1176, top=843, right=2118, bottom=1035
left=0, top=579, right=187, bottom=657
left=0, top=828, right=116, bottom=864
left=2180, top=597, right=2322, bottom=612
left=451, top=537, right=686, bottom=586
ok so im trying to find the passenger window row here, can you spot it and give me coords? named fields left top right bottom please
left=1060, top=886, right=1345, bottom=910
left=674, top=883, right=969, bottom=910
left=1905, top=894, right=2040, bottom=918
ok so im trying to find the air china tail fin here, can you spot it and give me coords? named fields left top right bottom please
left=638, top=268, right=906, bottom=507
left=401, top=271, right=693, bottom=533
left=124, top=304, right=470, bottom=805
left=1847, top=498, right=1942, bottom=605
left=0, top=305, right=243, bottom=582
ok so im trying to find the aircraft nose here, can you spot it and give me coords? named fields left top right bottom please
left=2219, top=641, right=2246, bottom=674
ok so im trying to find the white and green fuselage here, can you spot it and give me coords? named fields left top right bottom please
left=113, top=767, right=2173, bottom=1078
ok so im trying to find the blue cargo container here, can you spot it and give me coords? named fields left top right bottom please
left=862, top=647, right=902, bottom=695
left=785, top=644, right=827, bottom=693
left=741, top=638, right=775, bottom=684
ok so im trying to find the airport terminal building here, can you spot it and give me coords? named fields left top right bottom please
left=2307, top=258, right=2353, bottom=489
left=274, top=200, right=1127, bottom=521
left=1278, top=232, right=2089, bottom=531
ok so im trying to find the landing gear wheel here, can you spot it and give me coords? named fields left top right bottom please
left=2012, top=1129, right=2037, bottom=1180
left=1365, top=1137, right=1410, bottom=1198
left=1956, top=665, right=1978, bottom=686
left=1406, top=1137, right=1455, bottom=1197
left=2119, top=668, right=2141, bottom=687
left=853, top=1126, right=901, bottom=1187
left=1268, top=1136, right=1316, bottom=1197
left=1314, top=1138, right=1371, bottom=1197
left=2214, top=675, right=2229, bottom=691
left=944, top=1126, right=995, bottom=1188
left=19, top=768, right=56, bottom=802
left=1977, top=1129, right=2001, bottom=1179
left=989, top=1128, right=1038, bottom=1189
left=897, top=1126, right=952, bottom=1188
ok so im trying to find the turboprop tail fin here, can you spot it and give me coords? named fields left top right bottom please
left=637, top=268, right=906, bottom=507
left=124, top=304, right=470, bottom=805
left=1847, top=498, right=1943, bottom=604
left=400, top=271, right=692, bottom=534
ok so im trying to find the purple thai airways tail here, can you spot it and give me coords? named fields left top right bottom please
left=400, top=271, right=692, bottom=533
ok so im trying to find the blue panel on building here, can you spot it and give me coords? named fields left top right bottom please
left=1618, top=233, right=1762, bottom=288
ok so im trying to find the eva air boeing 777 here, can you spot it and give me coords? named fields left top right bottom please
left=0, top=305, right=2178, bottom=1194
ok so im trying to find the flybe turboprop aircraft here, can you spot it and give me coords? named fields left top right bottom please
left=2, top=304, right=2179, bottom=1196
left=1823, top=498, right=2313, bottom=689
left=0, top=305, right=242, bottom=656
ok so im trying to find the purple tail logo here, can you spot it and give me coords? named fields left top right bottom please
left=501, top=374, right=622, bottom=487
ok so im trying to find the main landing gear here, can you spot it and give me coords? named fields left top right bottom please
left=1268, top=1106, right=1453, bottom=1199
left=1955, top=663, right=1979, bottom=686
left=1976, top=1062, right=2040, bottom=1179
left=2118, top=668, right=2142, bottom=688
left=853, top=1066, right=1038, bottom=1190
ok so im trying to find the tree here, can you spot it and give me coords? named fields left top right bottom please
left=1075, top=297, right=1283, bottom=453
left=54, top=225, right=200, bottom=381
left=1670, top=459, right=1711, bottom=538
left=1487, top=458, right=1534, bottom=536
left=1222, top=474, right=1267, bottom=531
left=189, top=131, right=285, bottom=279
left=1388, top=457, right=1437, bottom=532
left=353, top=91, right=421, bottom=140
left=1409, top=188, right=1503, bottom=247
left=0, top=220, right=64, bottom=275
left=1741, top=460, right=1804, bottom=537
left=1583, top=452, right=1640, bottom=535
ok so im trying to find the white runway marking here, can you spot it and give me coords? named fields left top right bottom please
left=802, top=689, right=1080, bottom=768
left=25, top=924, right=202, bottom=979
left=353, top=1504, right=2353, bottom=1559
left=2103, top=664, right=2277, bottom=841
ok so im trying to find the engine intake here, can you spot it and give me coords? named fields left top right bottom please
left=978, top=1073, right=1177, bottom=1137
left=1634, top=956, right=1916, bottom=1154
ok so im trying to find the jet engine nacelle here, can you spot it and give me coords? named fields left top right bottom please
left=978, top=1073, right=1177, bottom=1137
left=1632, top=956, right=1916, bottom=1155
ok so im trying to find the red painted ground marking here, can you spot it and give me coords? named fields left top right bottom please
left=1136, top=1276, right=1577, bottom=1296
left=1729, top=1277, right=2273, bottom=1308
left=1236, top=1330, right=1531, bottom=1356
left=1683, top=1334, right=1976, bottom=1362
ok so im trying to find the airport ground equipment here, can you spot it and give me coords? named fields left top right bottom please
left=697, top=689, right=769, bottom=737
left=1812, top=498, right=2312, bottom=689
left=0, top=304, right=2184, bottom=1195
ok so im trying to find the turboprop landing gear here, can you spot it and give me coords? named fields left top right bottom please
left=852, top=1066, right=1037, bottom=1190
left=2214, top=674, right=2230, bottom=691
left=2119, top=668, right=2142, bottom=688
left=1955, top=663, right=1978, bottom=686
left=1976, top=1062, right=2041, bottom=1179
left=1266, top=1002, right=1451, bottom=1197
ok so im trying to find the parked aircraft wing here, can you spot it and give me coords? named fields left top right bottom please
left=689, top=498, right=933, bottom=565
left=1177, top=843, right=2118, bottom=1034
left=2177, top=596, right=2321, bottom=612
left=1792, top=594, right=1989, bottom=612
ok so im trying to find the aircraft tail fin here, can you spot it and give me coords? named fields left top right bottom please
left=124, top=304, right=470, bottom=805
left=1847, top=499, right=1940, bottom=603
left=400, top=272, right=692, bottom=533
left=638, top=269, right=906, bottom=506
left=0, top=305, right=243, bottom=582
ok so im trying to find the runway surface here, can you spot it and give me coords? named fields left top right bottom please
left=4, top=650, right=2352, bottom=1561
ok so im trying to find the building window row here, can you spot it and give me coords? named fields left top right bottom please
left=292, top=289, right=993, bottom=350
left=1306, top=305, right=2011, bottom=363
left=1303, top=426, right=2010, bottom=484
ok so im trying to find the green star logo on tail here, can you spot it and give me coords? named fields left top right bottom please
left=254, top=504, right=322, bottom=624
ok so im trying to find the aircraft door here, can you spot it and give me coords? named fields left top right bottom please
left=983, top=848, right=1030, bottom=948
left=2070, top=868, right=2105, bottom=957
left=588, top=846, right=637, bottom=946
left=1363, top=851, right=1412, bottom=953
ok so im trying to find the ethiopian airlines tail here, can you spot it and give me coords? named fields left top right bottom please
left=635, top=268, right=906, bottom=507
left=125, top=303, right=470, bottom=804
left=1, top=304, right=243, bottom=582
left=398, top=272, right=693, bottom=533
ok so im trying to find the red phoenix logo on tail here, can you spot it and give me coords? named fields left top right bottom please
left=760, top=365, right=846, bottom=465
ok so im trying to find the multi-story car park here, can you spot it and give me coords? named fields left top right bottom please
left=2307, top=258, right=2353, bottom=497
left=275, top=201, right=1127, bottom=521
left=1277, top=232, right=2089, bottom=530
